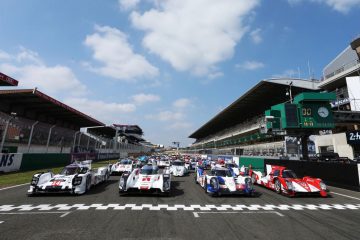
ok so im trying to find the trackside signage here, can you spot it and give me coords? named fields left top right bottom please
left=346, top=131, right=360, bottom=145
left=0, top=153, right=23, bottom=173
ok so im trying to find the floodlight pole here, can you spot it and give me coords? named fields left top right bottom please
left=27, top=121, right=39, bottom=153
left=46, top=124, right=56, bottom=153
left=0, top=113, right=17, bottom=153
left=73, top=131, right=80, bottom=150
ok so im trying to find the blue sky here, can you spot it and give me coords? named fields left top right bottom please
left=0, top=0, right=359, bottom=147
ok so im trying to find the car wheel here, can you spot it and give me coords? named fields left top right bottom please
left=274, top=179, right=281, bottom=194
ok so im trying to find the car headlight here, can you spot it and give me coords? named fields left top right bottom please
left=286, top=180, right=293, bottom=190
left=31, top=176, right=39, bottom=186
left=320, top=181, right=327, bottom=190
left=72, top=176, right=82, bottom=186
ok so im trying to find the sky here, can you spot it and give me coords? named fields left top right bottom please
left=0, top=0, right=359, bottom=147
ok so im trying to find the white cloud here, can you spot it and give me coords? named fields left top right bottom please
left=84, top=25, right=159, bottom=81
left=173, top=98, right=191, bottom=108
left=131, top=93, right=160, bottom=105
left=118, top=0, right=141, bottom=10
left=236, top=60, right=265, bottom=70
left=146, top=110, right=184, bottom=121
left=250, top=28, right=262, bottom=44
left=0, top=50, right=11, bottom=60
left=272, top=69, right=299, bottom=78
left=0, top=48, right=87, bottom=97
left=287, top=0, right=360, bottom=13
left=167, top=121, right=192, bottom=130
left=131, top=0, right=260, bottom=77
left=64, top=97, right=136, bottom=124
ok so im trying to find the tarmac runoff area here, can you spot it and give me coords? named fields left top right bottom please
left=0, top=173, right=360, bottom=240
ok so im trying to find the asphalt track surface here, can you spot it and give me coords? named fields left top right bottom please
left=1, top=172, right=360, bottom=240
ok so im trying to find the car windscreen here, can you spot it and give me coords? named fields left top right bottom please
left=282, top=170, right=297, bottom=178
left=213, top=170, right=232, bottom=177
left=140, top=167, right=159, bottom=175
left=120, top=160, right=132, bottom=164
left=60, top=167, right=79, bottom=175
left=172, top=161, right=184, bottom=166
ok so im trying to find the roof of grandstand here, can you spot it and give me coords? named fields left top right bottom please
left=0, top=88, right=104, bottom=130
left=87, top=126, right=116, bottom=139
left=189, top=78, right=319, bottom=139
left=113, top=124, right=143, bottom=135
left=0, top=72, right=19, bottom=86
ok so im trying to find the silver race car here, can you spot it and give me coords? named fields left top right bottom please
left=170, top=160, right=188, bottom=176
left=119, top=164, right=171, bottom=196
left=27, top=160, right=110, bottom=196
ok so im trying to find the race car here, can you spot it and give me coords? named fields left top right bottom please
left=195, top=166, right=254, bottom=196
left=111, top=159, right=134, bottom=175
left=119, top=164, right=171, bottom=196
left=170, top=160, right=188, bottom=176
left=225, top=162, right=240, bottom=176
left=252, top=164, right=328, bottom=197
left=157, top=158, right=170, bottom=168
left=27, top=160, right=110, bottom=196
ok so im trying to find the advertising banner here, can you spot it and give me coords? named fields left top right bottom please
left=0, top=153, right=23, bottom=172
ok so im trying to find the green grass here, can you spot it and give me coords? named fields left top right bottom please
left=0, top=160, right=118, bottom=189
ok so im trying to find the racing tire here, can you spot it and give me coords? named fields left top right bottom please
left=274, top=179, right=281, bottom=194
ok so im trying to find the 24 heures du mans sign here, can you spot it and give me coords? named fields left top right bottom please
left=346, top=131, right=360, bottom=145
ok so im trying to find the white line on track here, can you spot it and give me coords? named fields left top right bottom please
left=332, top=192, right=360, bottom=201
left=193, top=211, right=284, bottom=218
left=0, top=183, right=29, bottom=191
left=0, top=211, right=71, bottom=218
left=0, top=221, right=4, bottom=224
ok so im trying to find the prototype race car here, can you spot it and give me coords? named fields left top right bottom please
left=157, top=158, right=170, bottom=168
left=252, top=164, right=328, bottom=197
left=111, top=159, right=134, bottom=175
left=27, top=160, right=110, bottom=196
left=195, top=166, right=254, bottom=196
left=170, top=160, right=188, bottom=176
left=119, top=164, right=171, bottom=196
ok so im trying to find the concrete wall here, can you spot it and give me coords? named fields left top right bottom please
left=314, top=133, right=354, bottom=159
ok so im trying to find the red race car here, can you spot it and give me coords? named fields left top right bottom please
left=252, top=164, right=328, bottom=197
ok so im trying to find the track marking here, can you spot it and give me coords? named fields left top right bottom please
left=1, top=203, right=359, bottom=212
left=0, top=221, right=4, bottom=224
left=332, top=192, right=360, bottom=201
left=193, top=211, right=284, bottom=218
left=0, top=183, right=29, bottom=191
left=0, top=211, right=71, bottom=218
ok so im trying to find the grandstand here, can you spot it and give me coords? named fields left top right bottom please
left=189, top=78, right=319, bottom=157
left=0, top=88, right=104, bottom=153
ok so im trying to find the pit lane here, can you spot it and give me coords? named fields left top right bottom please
left=0, top=173, right=360, bottom=240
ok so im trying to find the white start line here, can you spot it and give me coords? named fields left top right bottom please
left=0, top=203, right=360, bottom=212
left=193, top=211, right=285, bottom=218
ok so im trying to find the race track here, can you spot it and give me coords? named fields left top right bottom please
left=1, top=172, right=360, bottom=240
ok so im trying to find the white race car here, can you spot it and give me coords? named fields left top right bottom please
left=170, top=160, right=188, bottom=177
left=27, top=160, right=110, bottom=196
left=111, top=159, right=134, bottom=175
left=157, top=159, right=170, bottom=168
left=119, top=164, right=171, bottom=196
left=195, top=166, right=254, bottom=196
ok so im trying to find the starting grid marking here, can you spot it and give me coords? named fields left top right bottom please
left=0, top=203, right=360, bottom=212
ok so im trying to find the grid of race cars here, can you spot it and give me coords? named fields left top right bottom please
left=27, top=154, right=329, bottom=198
